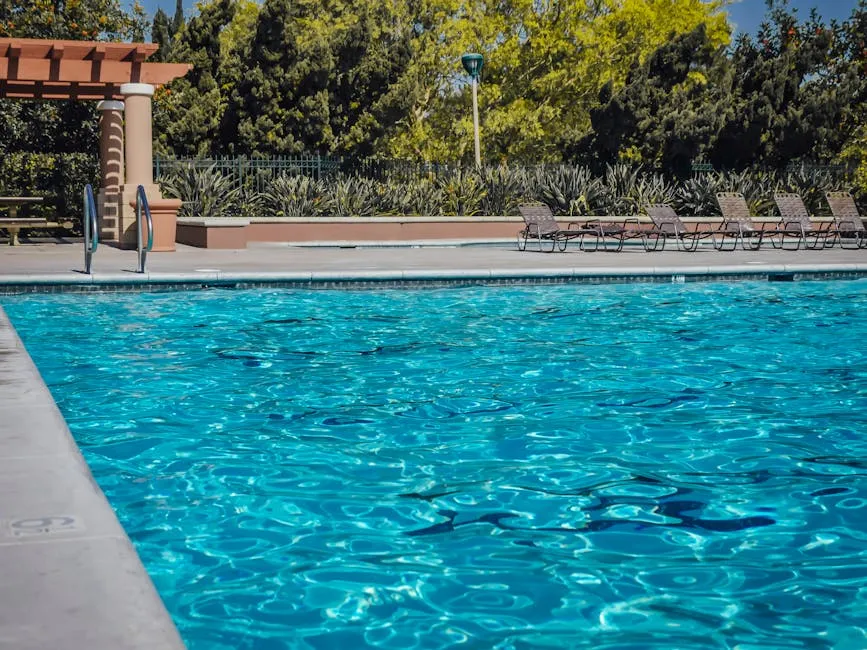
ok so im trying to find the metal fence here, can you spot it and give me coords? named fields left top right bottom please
left=153, top=155, right=345, bottom=193
left=154, top=155, right=856, bottom=190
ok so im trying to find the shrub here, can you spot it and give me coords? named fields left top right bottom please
left=158, top=164, right=242, bottom=219
left=0, top=152, right=99, bottom=234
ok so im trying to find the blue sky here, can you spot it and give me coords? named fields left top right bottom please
left=137, top=0, right=861, bottom=36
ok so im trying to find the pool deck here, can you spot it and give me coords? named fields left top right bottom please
left=0, top=239, right=865, bottom=287
left=0, top=238, right=866, bottom=649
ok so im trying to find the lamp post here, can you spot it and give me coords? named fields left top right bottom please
left=461, top=52, right=484, bottom=167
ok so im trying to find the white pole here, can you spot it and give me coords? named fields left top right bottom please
left=472, top=77, right=481, bottom=167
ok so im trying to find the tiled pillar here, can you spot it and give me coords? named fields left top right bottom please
left=95, top=100, right=124, bottom=243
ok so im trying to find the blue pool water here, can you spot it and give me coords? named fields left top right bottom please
left=4, top=281, right=867, bottom=649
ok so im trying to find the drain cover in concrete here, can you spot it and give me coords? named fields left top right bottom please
left=2, top=515, right=84, bottom=538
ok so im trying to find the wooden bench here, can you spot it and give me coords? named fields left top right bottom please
left=0, top=197, right=72, bottom=245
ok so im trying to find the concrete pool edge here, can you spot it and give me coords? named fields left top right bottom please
left=0, top=262, right=866, bottom=291
left=0, top=308, right=186, bottom=649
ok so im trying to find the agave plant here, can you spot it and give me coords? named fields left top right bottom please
left=158, top=163, right=242, bottom=219
left=534, top=165, right=603, bottom=216
left=437, top=169, right=486, bottom=216
left=373, top=177, right=445, bottom=216
left=718, top=169, right=780, bottom=216
left=634, top=172, right=677, bottom=212
left=478, top=165, right=531, bottom=216
left=597, top=164, right=643, bottom=215
left=781, top=163, right=840, bottom=215
left=261, top=174, right=325, bottom=218
left=324, top=175, right=380, bottom=217
left=674, top=174, right=724, bottom=216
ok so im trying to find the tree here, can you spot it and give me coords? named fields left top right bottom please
left=153, top=0, right=236, bottom=157
left=0, top=0, right=148, bottom=155
left=579, top=25, right=725, bottom=175
left=151, top=8, right=173, bottom=62
left=223, top=0, right=334, bottom=155
left=384, top=0, right=731, bottom=163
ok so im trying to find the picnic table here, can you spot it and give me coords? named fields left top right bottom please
left=0, top=196, right=70, bottom=245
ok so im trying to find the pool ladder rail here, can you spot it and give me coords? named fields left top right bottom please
left=83, top=184, right=98, bottom=274
left=82, top=184, right=153, bottom=274
left=135, top=184, right=154, bottom=273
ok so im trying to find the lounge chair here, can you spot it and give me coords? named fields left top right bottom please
left=825, top=191, right=867, bottom=249
left=517, top=203, right=597, bottom=252
left=645, top=204, right=715, bottom=252
left=564, top=217, right=662, bottom=252
left=715, top=192, right=783, bottom=250
left=773, top=192, right=833, bottom=250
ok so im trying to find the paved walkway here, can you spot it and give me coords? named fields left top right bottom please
left=0, top=240, right=866, bottom=284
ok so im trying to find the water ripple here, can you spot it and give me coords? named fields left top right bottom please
left=4, top=280, right=867, bottom=649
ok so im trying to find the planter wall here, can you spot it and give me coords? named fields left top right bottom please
left=176, top=217, right=524, bottom=249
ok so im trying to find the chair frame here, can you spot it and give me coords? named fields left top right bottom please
left=566, top=217, right=662, bottom=252
left=517, top=203, right=595, bottom=252
left=645, top=204, right=715, bottom=252
left=714, top=192, right=786, bottom=251
left=825, top=191, right=867, bottom=250
left=773, top=192, right=833, bottom=251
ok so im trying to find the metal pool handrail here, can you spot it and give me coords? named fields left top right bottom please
left=136, top=184, right=154, bottom=273
left=83, top=184, right=98, bottom=274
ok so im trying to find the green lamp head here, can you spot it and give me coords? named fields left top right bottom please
left=461, top=53, right=484, bottom=80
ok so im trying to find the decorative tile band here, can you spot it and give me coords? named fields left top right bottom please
left=0, top=269, right=866, bottom=294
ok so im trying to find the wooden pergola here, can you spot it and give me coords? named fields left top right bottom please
left=0, top=38, right=192, bottom=248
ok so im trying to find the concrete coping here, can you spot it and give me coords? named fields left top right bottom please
left=177, top=217, right=250, bottom=227
left=0, top=308, right=185, bottom=649
left=176, top=215, right=834, bottom=225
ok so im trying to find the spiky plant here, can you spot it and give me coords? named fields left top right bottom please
left=261, top=174, right=325, bottom=218
left=674, top=174, right=724, bottom=216
left=406, top=177, right=445, bottom=216
left=598, top=164, right=643, bottom=215
left=718, top=170, right=780, bottom=216
left=634, top=172, right=677, bottom=213
left=324, top=175, right=380, bottom=217
left=478, top=165, right=531, bottom=216
left=158, top=163, right=242, bottom=219
left=437, top=169, right=485, bottom=216
left=781, top=163, right=839, bottom=215
left=533, top=165, right=603, bottom=216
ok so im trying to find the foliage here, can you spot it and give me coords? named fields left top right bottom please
left=158, top=163, right=242, bottom=218
left=0, top=0, right=147, bottom=40
left=154, top=0, right=235, bottom=158
left=324, top=176, right=380, bottom=217
left=579, top=1, right=867, bottom=175
left=261, top=174, right=325, bottom=217
left=0, top=152, right=99, bottom=233
left=156, top=159, right=857, bottom=219
left=534, top=166, right=604, bottom=216
left=437, top=169, right=485, bottom=216
left=477, top=166, right=530, bottom=216
left=151, top=0, right=186, bottom=62
left=385, top=0, right=731, bottom=163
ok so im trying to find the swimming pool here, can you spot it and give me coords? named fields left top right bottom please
left=4, top=281, right=867, bottom=649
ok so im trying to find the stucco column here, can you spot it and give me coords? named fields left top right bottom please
left=115, top=83, right=163, bottom=248
left=97, top=100, right=124, bottom=189
left=120, top=83, right=155, bottom=188
left=96, top=100, right=125, bottom=243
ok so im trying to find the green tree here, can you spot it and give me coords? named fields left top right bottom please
left=579, top=25, right=725, bottom=175
left=384, top=0, right=731, bottom=163
left=153, top=0, right=236, bottom=157
left=0, top=0, right=148, bottom=155
left=151, top=8, right=172, bottom=62
left=223, top=0, right=333, bottom=155
left=710, top=1, right=866, bottom=169
left=324, top=0, right=414, bottom=158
